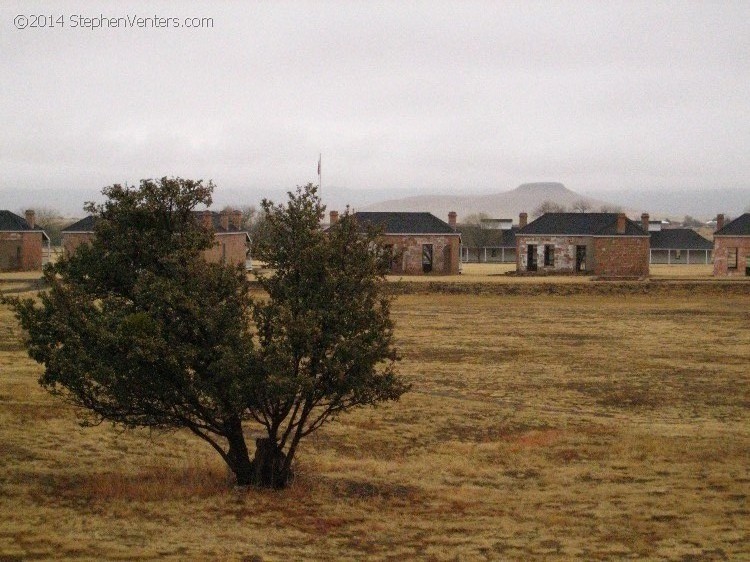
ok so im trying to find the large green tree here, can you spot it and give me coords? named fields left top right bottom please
left=248, top=184, right=407, bottom=487
left=5, top=177, right=261, bottom=484
left=4, top=179, right=407, bottom=489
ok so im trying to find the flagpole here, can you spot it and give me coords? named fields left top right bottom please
left=318, top=153, right=322, bottom=197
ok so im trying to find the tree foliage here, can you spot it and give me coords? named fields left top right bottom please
left=249, top=184, right=407, bottom=486
left=4, top=179, right=406, bottom=489
left=682, top=215, right=703, bottom=228
left=461, top=212, right=491, bottom=226
left=27, top=207, right=65, bottom=246
left=533, top=200, right=567, bottom=217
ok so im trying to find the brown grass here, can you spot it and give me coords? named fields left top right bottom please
left=0, top=286, right=748, bottom=560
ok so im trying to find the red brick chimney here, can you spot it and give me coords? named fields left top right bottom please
left=617, top=213, right=627, bottom=234
left=519, top=212, right=528, bottom=228
left=25, top=209, right=35, bottom=229
left=219, top=210, right=230, bottom=231
left=448, top=211, right=457, bottom=230
left=716, top=214, right=725, bottom=231
left=231, top=210, right=242, bottom=230
left=641, top=213, right=649, bottom=232
left=329, top=210, right=339, bottom=226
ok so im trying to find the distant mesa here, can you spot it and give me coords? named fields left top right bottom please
left=360, top=181, right=617, bottom=221
left=513, top=182, right=569, bottom=193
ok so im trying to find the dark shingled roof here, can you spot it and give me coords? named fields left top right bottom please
left=62, top=215, right=97, bottom=232
left=649, top=229, right=713, bottom=250
left=0, top=210, right=45, bottom=232
left=715, top=213, right=750, bottom=236
left=458, top=225, right=517, bottom=248
left=62, top=212, right=246, bottom=233
left=352, top=212, right=458, bottom=234
left=518, top=213, right=647, bottom=236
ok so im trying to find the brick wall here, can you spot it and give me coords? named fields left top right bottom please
left=382, top=234, right=460, bottom=275
left=713, top=236, right=750, bottom=277
left=202, top=233, right=248, bottom=267
left=592, top=236, right=650, bottom=277
left=63, top=231, right=248, bottom=268
left=62, top=232, right=95, bottom=257
left=0, top=232, right=43, bottom=271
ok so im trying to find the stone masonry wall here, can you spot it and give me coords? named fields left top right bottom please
left=592, top=236, right=650, bottom=277
left=713, top=236, right=750, bottom=277
left=516, top=236, right=593, bottom=273
left=63, top=231, right=248, bottom=268
left=0, top=232, right=43, bottom=271
left=62, top=232, right=95, bottom=257
left=201, top=233, right=248, bottom=267
left=382, top=234, right=460, bottom=275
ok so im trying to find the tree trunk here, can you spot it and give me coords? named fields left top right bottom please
left=250, top=437, right=291, bottom=489
left=226, top=421, right=254, bottom=486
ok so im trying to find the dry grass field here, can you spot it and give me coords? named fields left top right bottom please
left=0, top=282, right=748, bottom=560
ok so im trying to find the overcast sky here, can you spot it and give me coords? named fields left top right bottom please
left=2, top=0, right=749, bottom=202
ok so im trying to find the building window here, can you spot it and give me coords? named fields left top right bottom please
left=728, top=248, right=738, bottom=269
left=544, top=245, right=554, bottom=266
left=491, top=248, right=498, bottom=258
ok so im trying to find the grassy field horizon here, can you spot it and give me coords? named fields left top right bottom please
left=0, top=284, right=747, bottom=560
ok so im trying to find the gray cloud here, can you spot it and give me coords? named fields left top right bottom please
left=1, top=0, right=749, bottom=201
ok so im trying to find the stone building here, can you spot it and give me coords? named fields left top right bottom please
left=62, top=209, right=250, bottom=268
left=713, top=213, right=750, bottom=277
left=516, top=212, right=649, bottom=277
left=339, top=211, right=461, bottom=275
left=0, top=210, right=50, bottom=272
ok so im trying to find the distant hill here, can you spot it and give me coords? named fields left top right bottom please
left=2, top=183, right=745, bottom=223
left=361, top=182, right=622, bottom=223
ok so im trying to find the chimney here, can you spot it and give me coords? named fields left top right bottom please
left=231, top=210, right=243, bottom=230
left=617, top=213, right=627, bottom=234
left=202, top=210, right=213, bottom=229
left=519, top=212, right=528, bottom=228
left=448, top=211, right=457, bottom=230
left=329, top=210, right=339, bottom=226
left=219, top=210, right=230, bottom=231
left=716, top=214, right=725, bottom=231
left=25, top=209, right=35, bottom=229
left=641, top=213, right=649, bottom=232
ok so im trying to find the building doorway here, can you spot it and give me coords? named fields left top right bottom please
left=527, top=244, right=537, bottom=272
left=422, top=244, right=433, bottom=274
left=576, top=245, right=587, bottom=272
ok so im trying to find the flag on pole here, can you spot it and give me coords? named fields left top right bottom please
left=317, top=154, right=321, bottom=176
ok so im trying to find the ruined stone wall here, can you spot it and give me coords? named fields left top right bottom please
left=0, top=232, right=43, bottom=271
left=202, top=233, right=248, bottom=267
left=713, top=236, right=750, bottom=277
left=516, top=236, right=592, bottom=273
left=62, top=231, right=248, bottom=268
left=382, top=234, right=460, bottom=275
left=62, top=232, right=95, bottom=257
left=592, top=237, right=650, bottom=277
